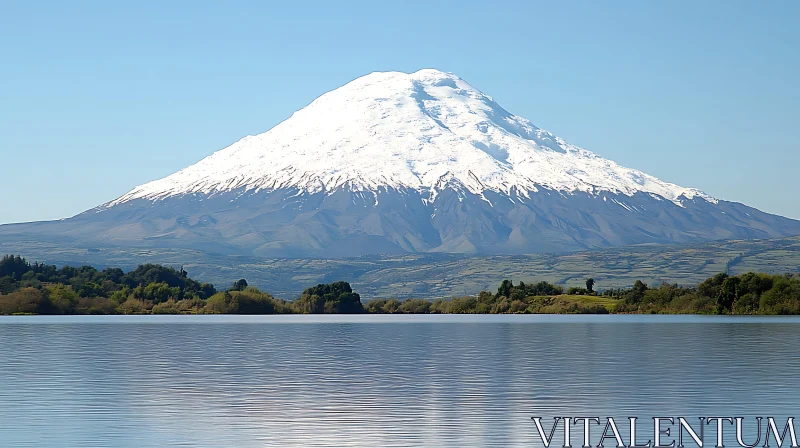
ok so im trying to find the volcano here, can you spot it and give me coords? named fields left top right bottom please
left=3, top=69, right=799, bottom=257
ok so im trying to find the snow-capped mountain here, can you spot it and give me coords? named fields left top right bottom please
left=111, top=69, right=712, bottom=207
left=3, top=69, right=799, bottom=257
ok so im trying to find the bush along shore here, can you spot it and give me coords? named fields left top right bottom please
left=1, top=255, right=799, bottom=315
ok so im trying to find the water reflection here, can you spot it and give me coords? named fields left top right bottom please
left=0, top=316, right=797, bottom=447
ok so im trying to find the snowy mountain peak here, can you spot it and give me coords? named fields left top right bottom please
left=110, top=69, right=715, bottom=207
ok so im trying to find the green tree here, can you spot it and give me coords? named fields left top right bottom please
left=231, top=288, right=276, bottom=314
left=626, top=280, right=649, bottom=303
left=759, top=277, right=800, bottom=315
left=585, top=278, right=595, bottom=293
left=232, top=279, right=248, bottom=291
left=118, top=298, right=145, bottom=314
left=199, top=282, right=217, bottom=299
left=447, top=296, right=478, bottom=314
left=0, top=287, right=45, bottom=315
left=530, top=281, right=562, bottom=296
left=717, top=276, right=740, bottom=312
left=297, top=281, right=363, bottom=314
left=476, top=290, right=494, bottom=304
left=381, top=298, right=401, bottom=314
left=204, top=292, right=239, bottom=314
left=496, top=279, right=514, bottom=299
left=109, top=286, right=132, bottom=304
left=137, top=282, right=179, bottom=304
left=46, top=284, right=78, bottom=314
left=295, top=293, right=326, bottom=314
left=364, top=299, right=387, bottom=314
left=152, top=299, right=181, bottom=314
left=697, top=273, right=728, bottom=299
left=398, top=298, right=431, bottom=314
left=0, top=255, right=31, bottom=279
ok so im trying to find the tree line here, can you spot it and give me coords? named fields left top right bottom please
left=1, top=255, right=799, bottom=315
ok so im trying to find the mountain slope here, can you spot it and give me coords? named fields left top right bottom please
left=2, top=69, right=799, bottom=257
left=110, top=69, right=711, bottom=206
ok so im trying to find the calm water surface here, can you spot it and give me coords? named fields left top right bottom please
left=0, top=315, right=797, bottom=447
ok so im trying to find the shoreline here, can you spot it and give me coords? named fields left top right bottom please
left=3, top=314, right=800, bottom=323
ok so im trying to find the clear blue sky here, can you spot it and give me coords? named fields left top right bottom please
left=1, top=0, right=798, bottom=224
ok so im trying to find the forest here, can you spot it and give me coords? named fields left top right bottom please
left=1, top=254, right=799, bottom=315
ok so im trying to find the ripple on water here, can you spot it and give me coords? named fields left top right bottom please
left=0, top=316, right=797, bottom=447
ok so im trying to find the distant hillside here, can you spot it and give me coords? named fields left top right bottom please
left=1, top=236, right=798, bottom=299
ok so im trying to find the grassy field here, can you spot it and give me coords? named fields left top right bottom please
left=524, top=294, right=620, bottom=313
left=554, top=294, right=618, bottom=309
left=2, top=235, right=799, bottom=299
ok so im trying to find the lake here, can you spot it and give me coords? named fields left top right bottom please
left=0, top=315, right=797, bottom=447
